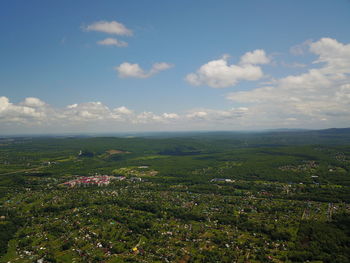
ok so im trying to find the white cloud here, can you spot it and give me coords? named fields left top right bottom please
left=239, top=49, right=270, bottom=65
left=309, top=37, right=350, bottom=74
left=62, top=101, right=110, bottom=121
left=150, top=62, right=173, bottom=74
left=0, top=97, right=181, bottom=132
left=114, top=106, right=133, bottom=115
left=115, top=62, right=173, bottom=78
left=67, top=104, right=78, bottom=109
left=134, top=112, right=180, bottom=124
left=289, top=40, right=313, bottom=56
left=20, top=97, right=46, bottom=107
left=227, top=38, right=350, bottom=128
left=1, top=38, right=349, bottom=133
left=0, top=97, right=251, bottom=132
left=186, top=107, right=248, bottom=122
left=97, top=38, right=128, bottom=47
left=0, top=96, right=10, bottom=112
left=84, top=20, right=132, bottom=36
left=280, top=61, right=307, bottom=68
left=115, top=63, right=145, bottom=78
left=336, top=84, right=350, bottom=101
left=0, top=96, right=49, bottom=124
left=135, top=112, right=163, bottom=123
left=186, top=111, right=208, bottom=119
left=162, top=113, right=179, bottom=120
left=186, top=50, right=269, bottom=88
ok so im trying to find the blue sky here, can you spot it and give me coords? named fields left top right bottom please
left=1, top=0, right=350, bottom=134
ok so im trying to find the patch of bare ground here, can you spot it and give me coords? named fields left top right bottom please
left=106, top=149, right=131, bottom=155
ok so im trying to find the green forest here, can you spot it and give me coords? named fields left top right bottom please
left=0, top=129, right=349, bottom=262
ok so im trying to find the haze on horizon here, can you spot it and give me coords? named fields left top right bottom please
left=1, top=0, right=350, bottom=135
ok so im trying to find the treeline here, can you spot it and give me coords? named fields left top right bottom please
left=288, top=213, right=350, bottom=262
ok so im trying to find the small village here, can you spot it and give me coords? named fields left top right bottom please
left=62, top=175, right=123, bottom=188
left=278, top=160, right=319, bottom=172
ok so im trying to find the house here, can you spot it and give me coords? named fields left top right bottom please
left=115, top=176, right=126, bottom=181
left=210, top=178, right=235, bottom=183
left=130, top=177, right=142, bottom=182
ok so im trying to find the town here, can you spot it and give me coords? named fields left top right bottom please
left=62, top=175, right=123, bottom=187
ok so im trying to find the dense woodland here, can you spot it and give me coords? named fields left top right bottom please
left=0, top=129, right=349, bottom=262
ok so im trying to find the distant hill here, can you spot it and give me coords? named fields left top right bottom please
left=152, top=127, right=350, bottom=146
left=314, top=127, right=350, bottom=134
left=1, top=127, right=350, bottom=147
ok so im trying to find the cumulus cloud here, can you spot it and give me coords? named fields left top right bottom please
left=1, top=38, right=349, bottom=133
left=133, top=112, right=179, bottom=124
left=0, top=96, right=49, bottom=124
left=0, top=96, right=253, bottom=133
left=309, top=37, right=350, bottom=74
left=84, top=20, right=132, bottom=36
left=114, top=106, right=133, bottom=115
left=186, top=111, right=208, bottom=119
left=239, top=49, right=270, bottom=65
left=280, top=61, right=307, bottom=68
left=97, top=38, right=128, bottom=47
left=186, top=108, right=248, bottom=121
left=20, top=97, right=46, bottom=107
left=162, top=113, right=180, bottom=120
left=227, top=38, right=350, bottom=128
left=186, top=50, right=269, bottom=88
left=115, top=62, right=173, bottom=78
left=135, top=112, right=163, bottom=123
left=289, top=39, right=313, bottom=55
left=150, top=63, right=173, bottom=74
left=0, top=97, right=183, bottom=131
left=62, top=101, right=110, bottom=121
left=0, top=96, right=11, bottom=112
